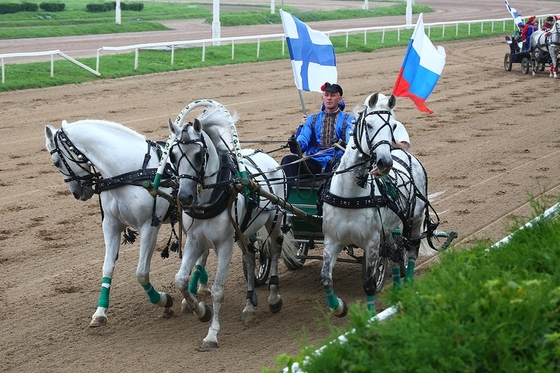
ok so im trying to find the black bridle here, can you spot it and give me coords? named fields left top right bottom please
left=352, top=108, right=396, bottom=168
left=49, top=128, right=164, bottom=194
left=173, top=123, right=212, bottom=186
left=49, top=128, right=100, bottom=187
left=353, top=109, right=395, bottom=161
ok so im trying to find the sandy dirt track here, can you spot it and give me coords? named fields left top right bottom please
left=2, top=1, right=560, bottom=373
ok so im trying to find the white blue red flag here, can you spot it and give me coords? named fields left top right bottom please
left=392, top=13, right=446, bottom=114
left=504, top=0, right=524, bottom=27
left=280, top=9, right=337, bottom=93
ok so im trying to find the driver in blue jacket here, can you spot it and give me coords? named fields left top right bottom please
left=281, top=82, right=355, bottom=197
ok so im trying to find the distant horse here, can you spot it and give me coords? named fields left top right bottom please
left=169, top=100, right=296, bottom=349
left=45, top=119, right=191, bottom=326
left=530, top=20, right=560, bottom=77
left=320, top=93, right=435, bottom=316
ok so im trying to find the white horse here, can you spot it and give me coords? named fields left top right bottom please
left=169, top=100, right=295, bottom=349
left=320, top=93, right=434, bottom=317
left=44, top=119, right=208, bottom=326
left=530, top=20, right=560, bottom=78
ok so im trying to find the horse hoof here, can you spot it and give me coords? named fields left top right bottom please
left=269, top=298, right=283, bottom=314
left=161, top=308, right=174, bottom=318
left=333, top=300, right=348, bottom=318
left=242, top=310, right=257, bottom=326
left=89, top=315, right=107, bottom=327
left=198, top=304, right=212, bottom=323
left=201, top=340, right=219, bottom=349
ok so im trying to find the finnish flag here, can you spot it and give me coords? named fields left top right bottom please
left=280, top=10, right=337, bottom=93
left=504, top=0, right=524, bottom=27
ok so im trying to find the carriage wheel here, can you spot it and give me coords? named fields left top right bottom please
left=504, top=53, right=513, bottom=71
left=283, top=241, right=309, bottom=270
left=521, top=57, right=531, bottom=74
left=242, top=236, right=271, bottom=288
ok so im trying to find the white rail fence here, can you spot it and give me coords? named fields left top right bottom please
left=0, top=50, right=100, bottom=84
left=95, top=17, right=517, bottom=71
left=0, top=15, right=548, bottom=84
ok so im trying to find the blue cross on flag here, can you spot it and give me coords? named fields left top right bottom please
left=280, top=10, right=337, bottom=93
left=504, top=0, right=524, bottom=27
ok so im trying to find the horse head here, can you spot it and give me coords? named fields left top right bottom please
left=45, top=121, right=96, bottom=201
left=352, top=92, right=397, bottom=177
left=169, top=117, right=219, bottom=207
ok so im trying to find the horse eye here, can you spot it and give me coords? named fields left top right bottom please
left=53, top=160, right=60, bottom=168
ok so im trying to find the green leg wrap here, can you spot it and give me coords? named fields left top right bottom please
left=97, top=277, right=112, bottom=308
left=324, top=288, right=339, bottom=309
left=188, top=265, right=203, bottom=294
left=142, top=282, right=161, bottom=304
left=366, top=294, right=376, bottom=315
left=405, top=257, right=416, bottom=285
left=392, top=267, right=402, bottom=291
left=199, top=266, right=208, bottom=285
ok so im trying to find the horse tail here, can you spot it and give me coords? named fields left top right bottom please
left=280, top=228, right=299, bottom=264
left=254, top=226, right=298, bottom=265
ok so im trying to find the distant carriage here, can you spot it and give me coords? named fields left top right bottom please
left=504, top=21, right=560, bottom=77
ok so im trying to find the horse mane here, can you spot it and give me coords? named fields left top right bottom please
left=62, top=119, right=146, bottom=141
left=196, top=105, right=239, bottom=153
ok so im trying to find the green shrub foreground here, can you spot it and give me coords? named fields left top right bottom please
left=269, top=200, right=560, bottom=372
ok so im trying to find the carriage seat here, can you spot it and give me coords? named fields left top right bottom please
left=505, top=35, right=522, bottom=53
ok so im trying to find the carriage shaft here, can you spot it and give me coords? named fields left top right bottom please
left=236, top=178, right=322, bottom=229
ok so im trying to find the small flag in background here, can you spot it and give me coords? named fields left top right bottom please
left=504, top=0, right=524, bottom=27
left=392, top=13, right=446, bottom=114
left=280, top=9, right=337, bottom=93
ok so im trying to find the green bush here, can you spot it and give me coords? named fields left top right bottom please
left=86, top=3, right=113, bottom=13
left=0, top=2, right=38, bottom=14
left=40, top=3, right=66, bottom=12
left=86, top=2, right=143, bottom=13
left=118, top=2, right=143, bottom=12
left=21, top=2, right=39, bottom=12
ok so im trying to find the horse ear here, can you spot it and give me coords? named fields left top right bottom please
left=193, top=118, right=203, bottom=133
left=368, top=93, right=379, bottom=108
left=388, top=94, right=397, bottom=110
left=44, top=125, right=56, bottom=149
left=168, top=118, right=180, bottom=136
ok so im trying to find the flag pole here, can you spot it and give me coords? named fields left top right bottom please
left=298, top=89, right=307, bottom=115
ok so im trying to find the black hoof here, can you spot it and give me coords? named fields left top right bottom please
left=198, top=304, right=212, bottom=323
left=269, top=298, right=283, bottom=314
left=334, top=301, right=348, bottom=318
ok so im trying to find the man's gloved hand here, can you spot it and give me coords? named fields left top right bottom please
left=287, top=135, right=299, bottom=149
left=331, top=137, right=347, bottom=149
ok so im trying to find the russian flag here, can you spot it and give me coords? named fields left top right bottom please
left=280, top=9, right=337, bottom=93
left=392, top=14, right=446, bottom=114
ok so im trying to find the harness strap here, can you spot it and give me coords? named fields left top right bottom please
left=182, top=151, right=235, bottom=219
left=227, top=188, right=248, bottom=256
